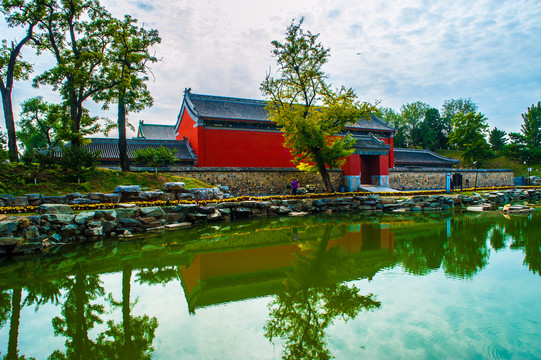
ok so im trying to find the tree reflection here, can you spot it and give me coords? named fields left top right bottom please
left=49, top=272, right=105, bottom=360
left=503, top=214, right=541, bottom=276
left=96, top=267, right=158, bottom=360
left=265, top=225, right=381, bottom=359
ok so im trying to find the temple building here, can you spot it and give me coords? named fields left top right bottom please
left=174, top=89, right=396, bottom=189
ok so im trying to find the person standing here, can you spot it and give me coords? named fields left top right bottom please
left=291, top=178, right=298, bottom=195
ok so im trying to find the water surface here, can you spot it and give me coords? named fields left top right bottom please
left=0, top=211, right=539, bottom=359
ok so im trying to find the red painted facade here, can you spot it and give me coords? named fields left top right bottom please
left=175, top=91, right=395, bottom=186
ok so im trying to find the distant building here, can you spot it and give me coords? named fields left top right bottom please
left=393, top=148, right=460, bottom=168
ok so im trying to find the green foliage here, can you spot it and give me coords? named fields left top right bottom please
left=400, top=101, right=431, bottom=147
left=134, top=146, right=177, bottom=172
left=448, top=111, right=490, bottom=164
left=520, top=101, right=541, bottom=150
left=60, top=145, right=101, bottom=183
left=260, top=19, right=375, bottom=192
left=488, top=127, right=507, bottom=152
left=17, top=96, right=63, bottom=151
left=376, top=107, right=407, bottom=147
left=0, top=131, right=9, bottom=162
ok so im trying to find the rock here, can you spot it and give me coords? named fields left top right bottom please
left=123, top=230, right=133, bottom=237
left=94, top=210, right=117, bottom=221
left=60, top=224, right=81, bottom=236
left=40, top=195, right=68, bottom=204
left=198, top=206, right=216, bottom=214
left=0, top=236, right=24, bottom=247
left=240, top=201, right=257, bottom=208
left=165, top=213, right=186, bottom=224
left=114, top=185, right=142, bottom=194
left=102, top=193, right=120, bottom=203
left=114, top=185, right=142, bottom=202
left=162, top=182, right=185, bottom=191
left=85, top=226, right=103, bottom=236
left=22, top=226, right=40, bottom=241
left=216, top=202, right=240, bottom=209
left=208, top=211, right=223, bottom=221
left=115, top=207, right=140, bottom=219
left=66, top=193, right=83, bottom=200
left=74, top=211, right=95, bottom=224
left=69, top=198, right=99, bottom=205
left=175, top=204, right=200, bottom=213
left=26, top=193, right=41, bottom=201
left=140, top=206, right=165, bottom=218
left=6, top=196, right=29, bottom=207
left=164, top=222, right=191, bottom=229
left=187, top=187, right=221, bottom=200
left=231, top=207, right=252, bottom=217
left=140, top=191, right=168, bottom=201
left=276, top=206, right=292, bottom=215
left=88, top=193, right=104, bottom=201
left=42, top=214, right=76, bottom=224
left=38, top=204, right=74, bottom=215
left=0, top=221, right=18, bottom=235
left=116, top=218, right=141, bottom=231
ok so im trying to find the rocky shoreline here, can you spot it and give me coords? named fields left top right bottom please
left=1, top=188, right=539, bottom=256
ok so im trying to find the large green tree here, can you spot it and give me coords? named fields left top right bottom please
left=260, top=19, right=374, bottom=192
left=399, top=101, right=430, bottom=147
left=96, top=15, right=160, bottom=172
left=33, top=0, right=117, bottom=146
left=441, top=98, right=478, bottom=149
left=376, top=107, right=406, bottom=147
left=448, top=111, right=490, bottom=164
left=488, top=127, right=507, bottom=153
left=0, top=0, right=45, bottom=162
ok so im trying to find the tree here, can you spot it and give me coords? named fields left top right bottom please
left=16, top=96, right=63, bottom=151
left=61, top=144, right=101, bottom=184
left=448, top=111, right=490, bottom=164
left=520, top=101, right=541, bottom=150
left=96, top=15, right=160, bottom=172
left=376, top=107, right=407, bottom=147
left=260, top=19, right=374, bottom=192
left=441, top=98, right=478, bottom=149
left=134, top=146, right=176, bottom=173
left=488, top=127, right=507, bottom=152
left=399, top=101, right=430, bottom=147
left=33, top=0, right=117, bottom=147
left=424, top=108, right=447, bottom=149
left=0, top=0, right=45, bottom=162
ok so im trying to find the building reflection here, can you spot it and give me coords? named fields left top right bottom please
left=180, top=221, right=395, bottom=313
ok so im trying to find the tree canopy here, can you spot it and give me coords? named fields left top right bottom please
left=260, top=18, right=374, bottom=192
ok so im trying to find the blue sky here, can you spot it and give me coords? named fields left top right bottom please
left=1, top=0, right=540, bottom=137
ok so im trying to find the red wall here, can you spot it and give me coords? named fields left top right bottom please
left=176, top=109, right=201, bottom=157
left=342, top=154, right=361, bottom=176
left=201, top=128, right=294, bottom=167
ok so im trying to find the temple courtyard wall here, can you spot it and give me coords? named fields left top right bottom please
left=157, top=167, right=514, bottom=195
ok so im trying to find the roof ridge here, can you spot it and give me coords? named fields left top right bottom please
left=190, top=92, right=267, bottom=105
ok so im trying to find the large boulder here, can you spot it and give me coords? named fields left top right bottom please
left=140, top=206, right=165, bottom=218
left=114, top=185, right=142, bottom=202
left=38, top=204, right=74, bottom=215
left=162, top=182, right=185, bottom=191
left=6, top=196, right=29, bottom=207
left=40, top=195, right=68, bottom=204
left=0, top=221, right=18, bottom=236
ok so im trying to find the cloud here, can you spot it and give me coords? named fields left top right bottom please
left=1, top=0, right=540, bottom=136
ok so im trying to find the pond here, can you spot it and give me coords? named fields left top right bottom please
left=0, top=210, right=540, bottom=359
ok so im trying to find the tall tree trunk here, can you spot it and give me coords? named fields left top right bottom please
left=118, top=92, right=130, bottom=171
left=1, top=86, right=19, bottom=162
left=6, top=287, right=22, bottom=360
left=318, top=164, right=334, bottom=193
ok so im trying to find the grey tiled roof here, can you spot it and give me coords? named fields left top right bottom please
left=353, top=134, right=391, bottom=150
left=137, top=122, right=176, bottom=140
left=394, top=148, right=460, bottom=167
left=187, top=92, right=394, bottom=132
left=84, top=138, right=197, bottom=162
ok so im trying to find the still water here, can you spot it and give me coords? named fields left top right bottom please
left=0, top=210, right=540, bottom=359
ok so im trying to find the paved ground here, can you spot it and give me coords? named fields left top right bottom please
left=358, top=185, right=400, bottom=193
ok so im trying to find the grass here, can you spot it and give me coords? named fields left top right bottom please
left=0, top=163, right=210, bottom=196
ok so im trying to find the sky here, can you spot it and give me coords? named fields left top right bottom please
left=1, top=0, right=540, bottom=138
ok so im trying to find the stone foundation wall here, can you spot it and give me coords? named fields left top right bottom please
left=165, top=167, right=344, bottom=195
left=389, top=168, right=514, bottom=190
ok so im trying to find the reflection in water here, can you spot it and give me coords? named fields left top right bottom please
left=264, top=225, right=382, bottom=359
left=0, top=211, right=539, bottom=358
